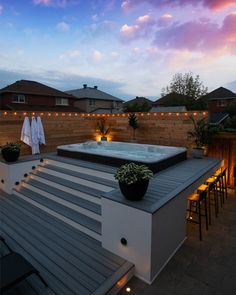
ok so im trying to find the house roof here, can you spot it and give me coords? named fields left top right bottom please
left=66, top=85, right=123, bottom=102
left=0, top=80, right=74, bottom=98
left=124, top=96, right=153, bottom=105
left=150, top=106, right=187, bottom=113
left=209, top=112, right=229, bottom=125
left=153, top=92, right=192, bottom=105
left=90, top=107, right=123, bottom=114
left=203, top=87, right=236, bottom=100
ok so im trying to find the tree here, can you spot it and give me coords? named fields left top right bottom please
left=128, top=113, right=138, bottom=140
left=161, top=72, right=208, bottom=101
left=123, top=102, right=151, bottom=112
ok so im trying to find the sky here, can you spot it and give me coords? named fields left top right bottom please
left=0, top=0, right=236, bottom=100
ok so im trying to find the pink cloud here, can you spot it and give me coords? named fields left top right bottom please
left=158, top=14, right=173, bottom=27
left=121, top=0, right=236, bottom=11
left=0, top=4, right=3, bottom=14
left=154, top=12, right=236, bottom=54
left=120, top=24, right=140, bottom=40
left=203, top=0, right=236, bottom=10
left=120, top=14, right=155, bottom=41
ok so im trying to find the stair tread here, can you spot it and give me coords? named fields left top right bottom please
left=32, top=171, right=103, bottom=198
left=46, top=153, right=117, bottom=174
left=24, top=178, right=101, bottom=215
left=13, top=187, right=101, bottom=234
left=42, top=164, right=118, bottom=189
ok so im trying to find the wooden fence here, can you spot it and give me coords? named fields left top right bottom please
left=0, top=110, right=235, bottom=187
left=208, top=133, right=236, bottom=188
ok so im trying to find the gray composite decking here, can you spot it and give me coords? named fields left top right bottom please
left=103, top=157, right=222, bottom=213
left=0, top=191, right=133, bottom=295
left=0, top=154, right=222, bottom=295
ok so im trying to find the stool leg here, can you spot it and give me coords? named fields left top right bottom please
left=204, top=196, right=208, bottom=231
left=198, top=200, right=202, bottom=240
left=224, top=171, right=228, bottom=200
left=208, top=190, right=211, bottom=225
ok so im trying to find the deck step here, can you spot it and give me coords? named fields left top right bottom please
left=13, top=187, right=102, bottom=240
left=0, top=191, right=134, bottom=295
left=22, top=178, right=101, bottom=216
left=37, top=165, right=113, bottom=193
left=31, top=171, right=102, bottom=203
left=46, top=153, right=117, bottom=174
left=42, top=163, right=118, bottom=188
left=44, top=158, right=116, bottom=181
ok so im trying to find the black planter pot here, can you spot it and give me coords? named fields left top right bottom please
left=119, top=180, right=149, bottom=201
left=1, top=149, right=20, bottom=162
left=101, top=136, right=108, bottom=141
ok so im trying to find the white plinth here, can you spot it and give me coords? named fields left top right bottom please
left=0, top=159, right=40, bottom=194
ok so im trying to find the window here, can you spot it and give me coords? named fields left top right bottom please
left=56, top=98, right=69, bottom=106
left=12, top=94, right=25, bottom=103
left=89, top=99, right=95, bottom=106
left=217, top=100, right=226, bottom=107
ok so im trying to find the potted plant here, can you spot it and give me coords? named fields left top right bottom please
left=188, top=116, right=210, bottom=158
left=1, top=142, right=21, bottom=162
left=128, top=113, right=138, bottom=142
left=97, top=118, right=111, bottom=141
left=114, top=162, right=153, bottom=200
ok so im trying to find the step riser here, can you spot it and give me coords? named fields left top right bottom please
left=13, top=191, right=101, bottom=241
left=19, top=183, right=101, bottom=222
left=30, top=174, right=101, bottom=205
left=107, top=267, right=135, bottom=295
left=45, top=159, right=115, bottom=181
left=38, top=167, right=113, bottom=193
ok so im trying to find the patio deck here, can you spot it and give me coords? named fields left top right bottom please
left=119, top=189, right=236, bottom=295
left=0, top=154, right=225, bottom=294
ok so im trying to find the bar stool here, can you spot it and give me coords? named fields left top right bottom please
left=187, top=189, right=208, bottom=240
left=214, top=168, right=228, bottom=203
left=205, top=177, right=219, bottom=225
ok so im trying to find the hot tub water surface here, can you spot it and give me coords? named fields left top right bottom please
left=57, top=141, right=187, bottom=173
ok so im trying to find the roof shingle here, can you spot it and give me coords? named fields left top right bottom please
left=0, top=80, right=74, bottom=98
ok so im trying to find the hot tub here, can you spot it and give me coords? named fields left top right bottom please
left=57, top=141, right=187, bottom=173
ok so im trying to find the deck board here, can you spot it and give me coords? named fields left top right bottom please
left=0, top=190, right=133, bottom=295
left=103, top=157, right=222, bottom=213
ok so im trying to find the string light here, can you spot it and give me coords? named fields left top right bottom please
left=0, top=110, right=208, bottom=119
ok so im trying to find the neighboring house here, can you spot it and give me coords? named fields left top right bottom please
left=203, top=87, right=236, bottom=113
left=153, top=92, right=192, bottom=108
left=123, top=96, right=153, bottom=112
left=150, top=106, right=187, bottom=113
left=90, top=108, right=123, bottom=114
left=66, top=84, right=123, bottom=113
left=0, top=80, right=78, bottom=112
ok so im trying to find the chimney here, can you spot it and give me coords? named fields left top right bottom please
left=94, top=86, right=98, bottom=89
left=136, top=96, right=139, bottom=99
left=83, top=84, right=87, bottom=89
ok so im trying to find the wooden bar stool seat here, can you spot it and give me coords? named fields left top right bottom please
left=187, top=189, right=208, bottom=240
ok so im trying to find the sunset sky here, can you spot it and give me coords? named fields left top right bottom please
left=0, top=0, right=236, bottom=99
